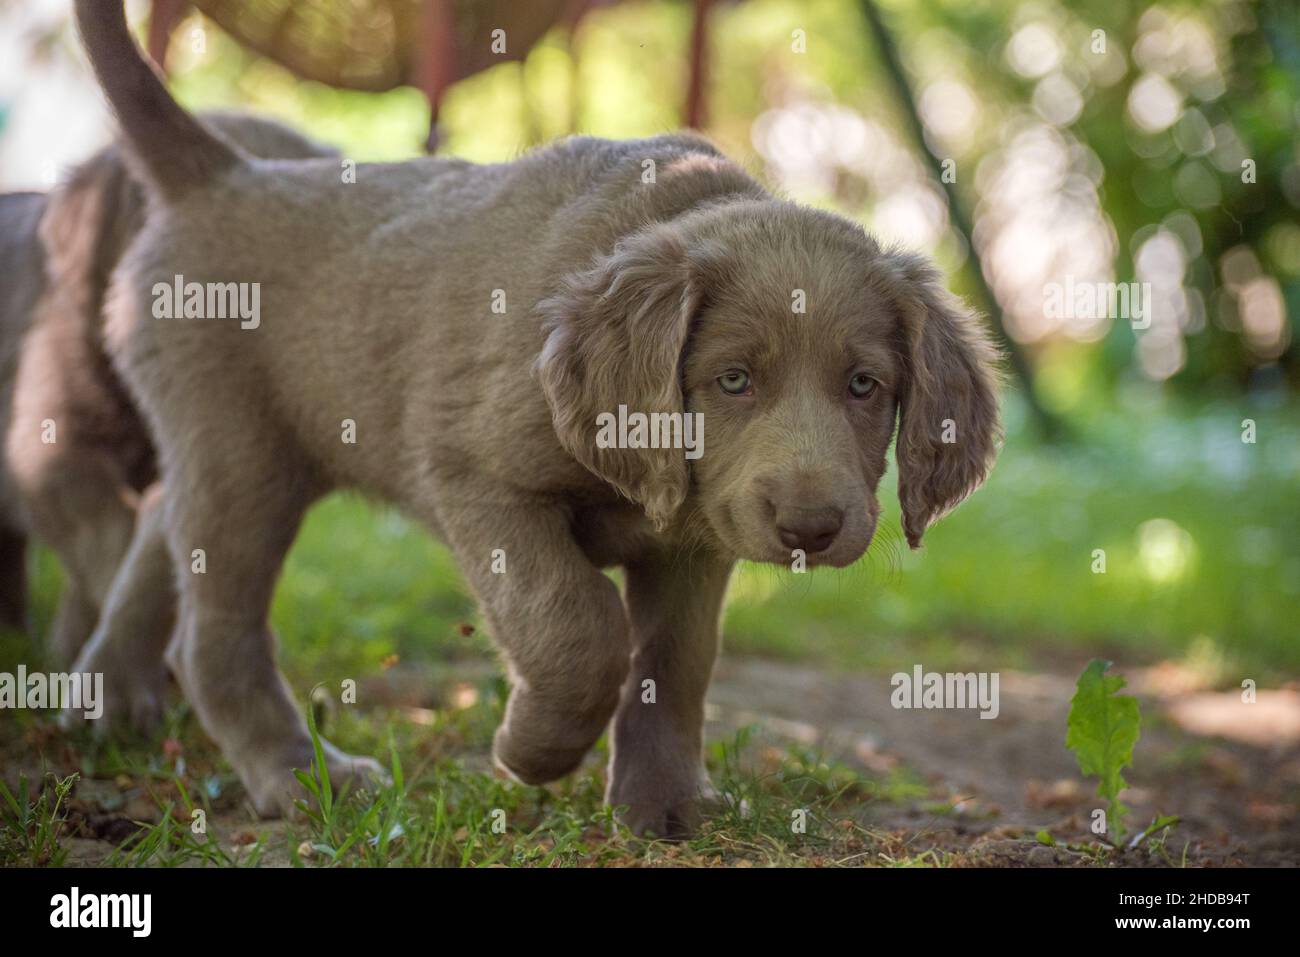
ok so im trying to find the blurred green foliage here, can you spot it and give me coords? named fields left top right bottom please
left=157, top=0, right=1298, bottom=397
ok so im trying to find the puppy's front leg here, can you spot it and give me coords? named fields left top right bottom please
left=439, top=496, right=631, bottom=784
left=607, top=554, right=733, bottom=838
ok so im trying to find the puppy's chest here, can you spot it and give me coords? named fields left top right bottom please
left=570, top=504, right=662, bottom=568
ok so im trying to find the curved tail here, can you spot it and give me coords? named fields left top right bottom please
left=74, top=0, right=243, bottom=199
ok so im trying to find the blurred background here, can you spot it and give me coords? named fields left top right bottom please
left=2, top=0, right=1297, bottom=688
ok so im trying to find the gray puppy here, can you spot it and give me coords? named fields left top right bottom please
left=1, top=112, right=335, bottom=686
left=0, top=190, right=48, bottom=632
left=75, top=0, right=999, bottom=836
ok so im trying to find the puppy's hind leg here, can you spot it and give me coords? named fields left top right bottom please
left=66, top=483, right=174, bottom=732
left=7, top=315, right=144, bottom=662
left=33, top=469, right=136, bottom=665
left=49, top=584, right=97, bottom=665
left=8, top=446, right=137, bottom=663
left=159, top=439, right=383, bottom=817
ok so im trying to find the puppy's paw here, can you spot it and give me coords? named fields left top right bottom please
left=614, top=794, right=703, bottom=841
left=240, top=743, right=389, bottom=818
left=58, top=655, right=167, bottom=735
left=492, top=724, right=588, bottom=786
left=608, top=768, right=720, bottom=840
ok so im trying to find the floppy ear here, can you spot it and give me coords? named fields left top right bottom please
left=535, top=224, right=706, bottom=529
left=886, top=252, right=1002, bottom=548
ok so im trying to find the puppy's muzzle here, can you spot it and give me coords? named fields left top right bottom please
left=773, top=504, right=844, bottom=554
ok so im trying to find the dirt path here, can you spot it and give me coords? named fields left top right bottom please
left=706, top=656, right=1300, bottom=865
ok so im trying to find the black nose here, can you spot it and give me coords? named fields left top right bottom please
left=776, top=508, right=843, bottom=554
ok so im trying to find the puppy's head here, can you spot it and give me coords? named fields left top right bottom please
left=537, top=199, right=1000, bottom=566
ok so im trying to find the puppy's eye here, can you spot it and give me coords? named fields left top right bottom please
left=849, top=373, right=878, bottom=398
left=718, top=370, right=752, bottom=396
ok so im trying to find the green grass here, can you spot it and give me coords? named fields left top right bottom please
left=0, top=772, right=78, bottom=866
left=0, top=691, right=959, bottom=867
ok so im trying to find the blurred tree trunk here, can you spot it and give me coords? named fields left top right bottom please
left=416, top=0, right=457, bottom=153
left=148, top=0, right=190, bottom=70
left=684, top=0, right=712, bottom=129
